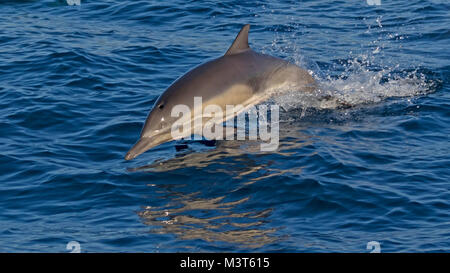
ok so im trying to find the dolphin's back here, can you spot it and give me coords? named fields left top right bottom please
left=159, top=50, right=313, bottom=110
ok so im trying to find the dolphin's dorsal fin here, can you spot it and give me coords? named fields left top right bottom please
left=225, top=24, right=250, bottom=55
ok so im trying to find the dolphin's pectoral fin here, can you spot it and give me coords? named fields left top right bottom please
left=175, top=143, right=189, bottom=152
left=174, top=139, right=216, bottom=152
left=225, top=24, right=250, bottom=55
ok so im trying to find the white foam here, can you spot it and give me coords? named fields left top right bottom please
left=271, top=55, right=434, bottom=112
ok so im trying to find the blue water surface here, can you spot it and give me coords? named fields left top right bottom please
left=0, top=0, right=449, bottom=252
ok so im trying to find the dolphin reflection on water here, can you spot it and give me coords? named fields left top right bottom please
left=133, top=127, right=312, bottom=249
left=138, top=192, right=277, bottom=249
left=125, top=24, right=316, bottom=160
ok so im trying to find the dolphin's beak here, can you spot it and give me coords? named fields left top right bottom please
left=125, top=138, right=153, bottom=160
left=125, top=135, right=168, bottom=160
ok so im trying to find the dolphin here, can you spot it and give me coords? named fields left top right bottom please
left=125, top=24, right=316, bottom=160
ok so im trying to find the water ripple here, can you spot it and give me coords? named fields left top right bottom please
left=0, top=0, right=448, bottom=252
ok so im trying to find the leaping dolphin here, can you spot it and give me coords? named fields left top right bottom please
left=125, top=24, right=316, bottom=160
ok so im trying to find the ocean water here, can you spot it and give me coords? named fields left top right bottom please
left=0, top=0, right=449, bottom=252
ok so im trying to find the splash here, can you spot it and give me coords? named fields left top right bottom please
left=272, top=56, right=436, bottom=112
left=263, top=18, right=437, bottom=112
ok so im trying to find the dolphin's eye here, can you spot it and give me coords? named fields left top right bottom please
left=158, top=104, right=164, bottom=110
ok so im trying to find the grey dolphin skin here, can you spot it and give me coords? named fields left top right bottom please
left=125, top=24, right=316, bottom=160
